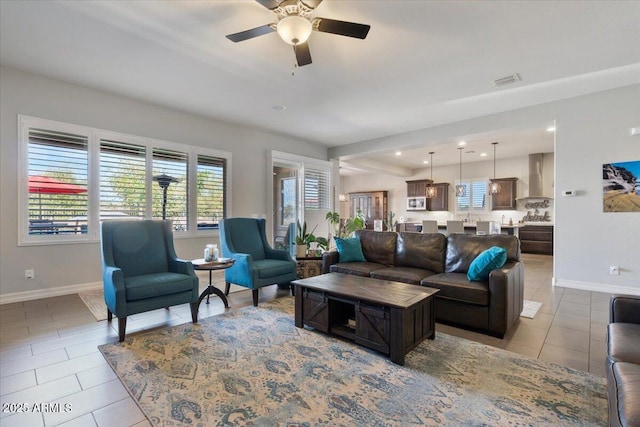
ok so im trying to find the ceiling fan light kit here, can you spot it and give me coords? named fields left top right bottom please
left=226, top=0, right=370, bottom=67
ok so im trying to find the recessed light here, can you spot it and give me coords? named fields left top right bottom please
left=395, top=151, right=402, bottom=156
left=458, top=141, right=466, bottom=146
left=423, top=160, right=429, bottom=164
left=546, top=126, right=555, bottom=132
left=480, top=153, right=487, bottom=157
left=273, top=105, right=286, bottom=111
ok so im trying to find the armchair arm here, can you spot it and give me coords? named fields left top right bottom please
left=610, top=295, right=640, bottom=324
left=102, top=265, right=127, bottom=317
left=488, top=261, right=525, bottom=336
left=168, top=258, right=196, bottom=276
left=225, top=253, right=258, bottom=288
left=322, top=251, right=339, bottom=274
left=264, top=246, right=294, bottom=262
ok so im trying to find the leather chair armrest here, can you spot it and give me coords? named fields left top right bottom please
left=487, top=261, right=525, bottom=337
left=322, top=251, right=339, bottom=274
left=610, top=295, right=640, bottom=324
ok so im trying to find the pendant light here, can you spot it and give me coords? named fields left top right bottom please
left=489, top=141, right=501, bottom=194
left=426, top=152, right=437, bottom=198
left=455, top=147, right=466, bottom=197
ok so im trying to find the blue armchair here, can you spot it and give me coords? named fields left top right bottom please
left=220, top=218, right=297, bottom=306
left=100, top=220, right=200, bottom=341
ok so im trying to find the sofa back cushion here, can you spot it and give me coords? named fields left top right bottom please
left=396, top=232, right=447, bottom=273
left=355, top=229, right=397, bottom=266
left=445, top=233, right=520, bottom=273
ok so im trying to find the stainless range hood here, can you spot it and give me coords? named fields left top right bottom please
left=517, top=153, right=553, bottom=200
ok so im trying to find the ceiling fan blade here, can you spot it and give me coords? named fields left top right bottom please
left=312, top=18, right=370, bottom=39
left=294, top=42, right=312, bottom=67
left=300, top=0, right=324, bottom=9
left=254, top=0, right=283, bottom=10
left=226, top=24, right=275, bottom=43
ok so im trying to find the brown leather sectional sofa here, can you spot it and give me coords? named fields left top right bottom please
left=606, top=294, right=640, bottom=427
left=322, top=229, right=524, bottom=338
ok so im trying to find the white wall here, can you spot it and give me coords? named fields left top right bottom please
left=0, top=66, right=328, bottom=301
left=333, top=84, right=640, bottom=295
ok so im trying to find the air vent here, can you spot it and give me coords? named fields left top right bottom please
left=493, top=73, right=521, bottom=87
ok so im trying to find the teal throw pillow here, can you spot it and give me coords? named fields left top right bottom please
left=334, top=237, right=366, bottom=263
left=467, top=246, right=507, bottom=281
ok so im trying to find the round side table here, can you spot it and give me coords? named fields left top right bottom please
left=192, top=258, right=236, bottom=309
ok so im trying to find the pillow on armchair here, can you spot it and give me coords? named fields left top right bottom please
left=334, top=237, right=366, bottom=263
left=467, top=246, right=507, bottom=281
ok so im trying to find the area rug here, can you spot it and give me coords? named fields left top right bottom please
left=79, top=274, right=247, bottom=322
left=99, top=296, right=607, bottom=426
left=521, top=299, right=544, bottom=319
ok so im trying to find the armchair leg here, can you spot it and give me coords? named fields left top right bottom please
left=118, top=317, right=127, bottom=342
left=190, top=302, right=199, bottom=323
left=225, top=282, right=231, bottom=296
left=252, top=289, right=259, bottom=307
left=107, top=310, right=113, bottom=322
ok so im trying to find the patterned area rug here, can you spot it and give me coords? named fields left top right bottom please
left=79, top=271, right=247, bottom=321
left=99, top=297, right=607, bottom=426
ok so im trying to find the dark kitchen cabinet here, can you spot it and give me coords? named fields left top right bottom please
left=519, top=225, right=553, bottom=255
left=491, top=178, right=518, bottom=210
left=406, top=180, right=432, bottom=197
left=428, top=183, right=449, bottom=211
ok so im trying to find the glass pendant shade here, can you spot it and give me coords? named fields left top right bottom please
left=425, top=151, right=437, bottom=198
left=456, top=147, right=466, bottom=197
left=277, top=16, right=312, bottom=45
left=490, top=142, right=501, bottom=194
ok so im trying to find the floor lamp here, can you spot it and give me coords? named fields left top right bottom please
left=153, top=174, right=179, bottom=220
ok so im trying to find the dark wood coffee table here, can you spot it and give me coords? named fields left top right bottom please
left=292, top=273, right=439, bottom=365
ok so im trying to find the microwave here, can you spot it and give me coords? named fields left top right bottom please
left=407, top=196, right=426, bottom=211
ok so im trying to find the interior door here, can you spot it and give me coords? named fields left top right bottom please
left=273, top=163, right=298, bottom=257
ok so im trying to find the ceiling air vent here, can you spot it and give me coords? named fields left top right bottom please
left=493, top=73, right=521, bottom=87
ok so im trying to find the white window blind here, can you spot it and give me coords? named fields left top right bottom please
left=27, top=129, right=88, bottom=235
left=456, top=179, right=488, bottom=212
left=100, top=140, right=147, bottom=222
left=196, top=154, right=226, bottom=230
left=304, top=168, right=331, bottom=210
left=152, top=148, right=188, bottom=231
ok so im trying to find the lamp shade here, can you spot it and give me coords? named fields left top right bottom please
left=490, top=142, right=501, bottom=194
left=426, top=151, right=437, bottom=198
left=277, top=15, right=312, bottom=45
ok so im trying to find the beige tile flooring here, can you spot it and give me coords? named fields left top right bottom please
left=0, top=254, right=612, bottom=426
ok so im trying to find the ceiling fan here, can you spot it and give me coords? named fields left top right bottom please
left=225, top=0, right=370, bottom=67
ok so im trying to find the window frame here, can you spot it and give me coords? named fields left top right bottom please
left=454, top=177, right=490, bottom=214
left=18, top=115, right=231, bottom=246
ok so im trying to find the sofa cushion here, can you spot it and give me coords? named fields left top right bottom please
left=329, top=262, right=386, bottom=277
left=334, top=237, right=366, bottom=263
left=445, top=234, right=520, bottom=273
left=608, top=362, right=640, bottom=427
left=607, top=323, right=640, bottom=365
left=396, top=232, right=447, bottom=273
left=355, top=230, right=397, bottom=266
left=125, top=273, right=195, bottom=301
left=370, top=266, right=436, bottom=285
left=421, top=272, right=489, bottom=306
left=467, top=246, right=507, bottom=281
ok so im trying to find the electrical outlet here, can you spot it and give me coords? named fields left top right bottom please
left=609, top=266, right=620, bottom=275
left=25, top=269, right=35, bottom=280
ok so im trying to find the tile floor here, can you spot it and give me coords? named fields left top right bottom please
left=0, top=254, right=612, bottom=426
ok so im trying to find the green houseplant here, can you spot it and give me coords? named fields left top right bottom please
left=295, top=220, right=317, bottom=258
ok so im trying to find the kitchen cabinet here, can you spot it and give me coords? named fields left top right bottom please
left=519, top=225, right=553, bottom=255
left=491, top=177, right=518, bottom=210
left=406, top=180, right=432, bottom=197
left=349, top=191, right=388, bottom=230
left=428, top=183, right=449, bottom=211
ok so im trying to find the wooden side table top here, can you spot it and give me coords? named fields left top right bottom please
left=191, top=258, right=235, bottom=270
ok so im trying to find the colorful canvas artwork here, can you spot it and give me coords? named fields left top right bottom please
left=603, top=160, right=640, bottom=212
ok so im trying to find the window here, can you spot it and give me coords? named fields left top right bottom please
left=304, top=168, right=331, bottom=211
left=19, top=116, right=230, bottom=245
left=456, top=178, right=489, bottom=212
left=197, top=154, right=226, bottom=230
left=280, top=177, right=296, bottom=226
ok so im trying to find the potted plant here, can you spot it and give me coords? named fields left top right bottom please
left=295, top=220, right=317, bottom=258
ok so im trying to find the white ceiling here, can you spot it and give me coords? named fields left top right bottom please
left=1, top=0, right=639, bottom=172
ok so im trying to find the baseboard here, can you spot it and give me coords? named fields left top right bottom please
left=0, top=282, right=102, bottom=305
left=553, top=277, right=640, bottom=296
